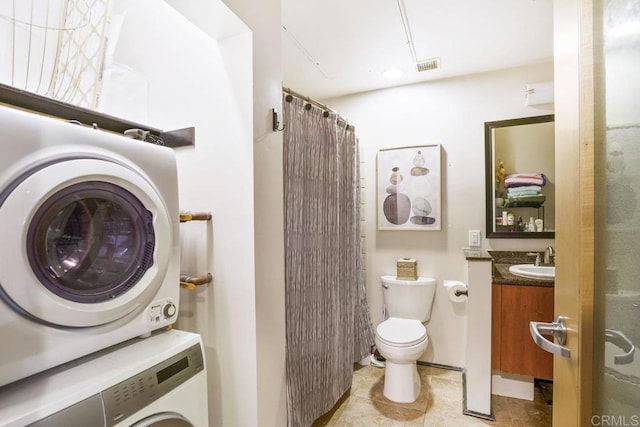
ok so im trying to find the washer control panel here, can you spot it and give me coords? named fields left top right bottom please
left=145, top=298, right=177, bottom=326
left=102, top=343, right=204, bottom=426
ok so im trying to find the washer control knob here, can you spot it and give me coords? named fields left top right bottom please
left=163, top=302, right=177, bottom=318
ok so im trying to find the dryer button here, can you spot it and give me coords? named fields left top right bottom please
left=163, top=303, right=177, bottom=318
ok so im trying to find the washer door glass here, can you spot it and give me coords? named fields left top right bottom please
left=27, top=181, right=155, bottom=303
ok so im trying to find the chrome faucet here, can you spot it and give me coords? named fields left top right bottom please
left=528, top=252, right=542, bottom=266
left=544, top=246, right=555, bottom=265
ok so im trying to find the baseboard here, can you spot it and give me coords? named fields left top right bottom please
left=462, top=370, right=495, bottom=421
left=491, top=372, right=534, bottom=400
left=417, top=360, right=463, bottom=372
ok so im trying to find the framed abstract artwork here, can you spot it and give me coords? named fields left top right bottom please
left=377, top=144, right=441, bottom=231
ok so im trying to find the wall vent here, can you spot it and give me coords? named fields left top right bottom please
left=416, top=58, right=441, bottom=72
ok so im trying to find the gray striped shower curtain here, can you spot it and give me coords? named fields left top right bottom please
left=283, top=95, right=374, bottom=426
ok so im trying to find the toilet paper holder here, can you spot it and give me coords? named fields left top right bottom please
left=443, top=280, right=468, bottom=302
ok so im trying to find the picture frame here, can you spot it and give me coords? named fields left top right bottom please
left=377, top=144, right=441, bottom=231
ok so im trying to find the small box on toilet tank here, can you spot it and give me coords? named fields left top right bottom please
left=396, top=258, right=417, bottom=281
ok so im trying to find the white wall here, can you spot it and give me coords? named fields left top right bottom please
left=325, top=62, right=555, bottom=367
left=99, top=1, right=257, bottom=425
left=217, top=1, right=287, bottom=426
left=162, top=0, right=287, bottom=424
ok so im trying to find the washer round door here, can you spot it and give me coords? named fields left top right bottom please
left=0, top=158, right=172, bottom=327
left=129, top=412, right=193, bottom=427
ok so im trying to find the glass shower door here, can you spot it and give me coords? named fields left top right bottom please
left=594, top=0, right=640, bottom=420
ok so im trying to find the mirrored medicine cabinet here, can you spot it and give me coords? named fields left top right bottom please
left=485, top=115, right=555, bottom=239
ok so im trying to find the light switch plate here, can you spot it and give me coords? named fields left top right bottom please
left=469, top=230, right=481, bottom=247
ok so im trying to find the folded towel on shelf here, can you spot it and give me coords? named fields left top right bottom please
left=504, top=194, right=546, bottom=208
left=504, top=173, right=546, bottom=188
left=507, top=188, right=541, bottom=198
left=507, top=185, right=542, bottom=195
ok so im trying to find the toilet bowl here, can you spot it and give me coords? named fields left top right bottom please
left=376, top=275, right=436, bottom=403
left=375, top=317, right=428, bottom=402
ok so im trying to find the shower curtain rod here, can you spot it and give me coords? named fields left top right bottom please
left=282, top=86, right=352, bottom=128
left=282, top=86, right=334, bottom=112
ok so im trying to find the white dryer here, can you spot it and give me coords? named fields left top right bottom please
left=0, top=329, right=208, bottom=427
left=0, top=104, right=180, bottom=387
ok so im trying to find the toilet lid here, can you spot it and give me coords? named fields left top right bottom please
left=376, top=317, right=427, bottom=347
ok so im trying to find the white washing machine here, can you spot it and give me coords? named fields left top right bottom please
left=0, top=104, right=180, bottom=387
left=0, top=329, right=208, bottom=426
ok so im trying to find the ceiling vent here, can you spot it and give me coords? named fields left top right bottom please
left=416, top=58, right=441, bottom=72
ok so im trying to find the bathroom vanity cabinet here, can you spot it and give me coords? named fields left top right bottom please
left=492, top=283, right=554, bottom=380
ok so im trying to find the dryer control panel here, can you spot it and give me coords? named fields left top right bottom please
left=145, top=298, right=177, bottom=326
left=102, top=342, right=204, bottom=426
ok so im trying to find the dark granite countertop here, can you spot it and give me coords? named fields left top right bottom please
left=489, top=251, right=554, bottom=287
left=463, top=249, right=492, bottom=261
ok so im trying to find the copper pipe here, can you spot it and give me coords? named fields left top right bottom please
left=179, top=212, right=212, bottom=222
left=180, top=273, right=213, bottom=286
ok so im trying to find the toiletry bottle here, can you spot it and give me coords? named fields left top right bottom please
left=528, top=217, right=536, bottom=232
left=507, top=212, right=514, bottom=226
left=517, top=216, right=523, bottom=231
left=535, top=218, right=543, bottom=232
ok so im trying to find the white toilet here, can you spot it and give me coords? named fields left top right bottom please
left=375, top=275, right=437, bottom=403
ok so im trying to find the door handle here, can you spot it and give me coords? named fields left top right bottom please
left=605, top=329, right=635, bottom=365
left=529, top=315, right=571, bottom=358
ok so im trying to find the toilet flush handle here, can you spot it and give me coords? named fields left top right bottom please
left=382, top=283, right=389, bottom=289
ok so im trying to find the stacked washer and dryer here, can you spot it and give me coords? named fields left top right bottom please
left=0, top=105, right=207, bottom=426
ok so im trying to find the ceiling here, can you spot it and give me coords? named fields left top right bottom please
left=282, top=0, right=554, bottom=100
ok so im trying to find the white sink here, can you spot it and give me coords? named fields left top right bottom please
left=508, top=264, right=555, bottom=281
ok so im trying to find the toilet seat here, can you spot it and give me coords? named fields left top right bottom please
left=376, top=317, right=427, bottom=348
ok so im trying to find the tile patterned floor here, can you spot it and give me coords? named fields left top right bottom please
left=313, top=364, right=552, bottom=427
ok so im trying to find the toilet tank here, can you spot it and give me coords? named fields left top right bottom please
left=381, top=275, right=437, bottom=321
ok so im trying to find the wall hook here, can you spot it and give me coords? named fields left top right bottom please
left=272, top=108, right=285, bottom=132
